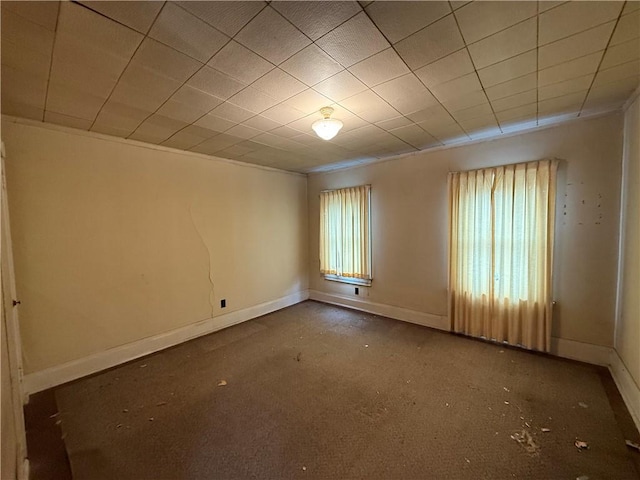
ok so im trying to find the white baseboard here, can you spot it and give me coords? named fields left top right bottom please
left=23, top=290, right=309, bottom=397
left=308, top=290, right=449, bottom=331
left=549, top=337, right=612, bottom=366
left=609, top=349, right=640, bottom=432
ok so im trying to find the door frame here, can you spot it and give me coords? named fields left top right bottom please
left=1, top=140, right=29, bottom=479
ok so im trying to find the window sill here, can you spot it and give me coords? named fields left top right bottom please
left=324, top=274, right=372, bottom=286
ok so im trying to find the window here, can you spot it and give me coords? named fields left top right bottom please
left=448, top=160, right=558, bottom=352
left=319, top=185, right=372, bottom=285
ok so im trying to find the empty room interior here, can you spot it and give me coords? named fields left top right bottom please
left=1, top=0, right=639, bottom=478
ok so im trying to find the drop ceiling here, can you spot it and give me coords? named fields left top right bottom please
left=1, top=1, right=638, bottom=173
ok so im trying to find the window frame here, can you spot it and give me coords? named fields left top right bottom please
left=319, top=185, right=373, bottom=286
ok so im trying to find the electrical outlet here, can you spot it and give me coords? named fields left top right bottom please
left=355, top=287, right=359, bottom=295
left=221, top=299, right=226, bottom=308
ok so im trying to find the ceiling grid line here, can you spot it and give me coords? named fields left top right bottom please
left=40, top=1, right=61, bottom=123
left=536, top=1, right=541, bottom=126
left=360, top=2, right=467, bottom=144
left=125, top=2, right=272, bottom=144
left=450, top=3, right=504, bottom=136
left=85, top=1, right=167, bottom=130
left=2, top=0, right=638, bottom=173
left=576, top=2, right=627, bottom=116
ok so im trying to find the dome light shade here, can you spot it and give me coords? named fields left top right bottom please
left=312, top=107, right=343, bottom=140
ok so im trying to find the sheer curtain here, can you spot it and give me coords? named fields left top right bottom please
left=448, top=159, right=558, bottom=352
left=319, top=185, right=371, bottom=280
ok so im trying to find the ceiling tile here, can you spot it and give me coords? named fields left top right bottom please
left=313, top=70, right=368, bottom=102
left=251, top=68, right=307, bottom=102
left=235, top=7, right=310, bottom=65
left=584, top=76, right=639, bottom=109
left=92, top=100, right=152, bottom=132
left=2, top=0, right=59, bottom=30
left=90, top=123, right=134, bottom=139
left=1, top=38, right=50, bottom=79
left=162, top=125, right=218, bottom=150
left=442, top=89, right=488, bottom=112
left=49, top=36, right=128, bottom=98
left=610, top=9, right=640, bottom=46
left=316, top=12, right=390, bottom=67
left=389, top=124, right=438, bottom=149
left=495, top=102, right=537, bottom=123
left=490, top=89, right=537, bottom=112
left=451, top=102, right=493, bottom=122
left=538, top=52, right=602, bottom=87
left=376, top=116, right=413, bottom=131
left=458, top=114, right=499, bottom=133
left=422, top=122, right=468, bottom=144
left=414, top=49, right=474, bottom=88
left=176, top=1, right=266, bottom=37
left=455, top=1, right=536, bottom=44
left=538, top=2, right=567, bottom=14
left=485, top=72, right=537, bottom=101
left=271, top=1, right=361, bottom=41
left=209, top=102, right=255, bottom=123
left=325, top=104, right=369, bottom=132
left=194, top=113, right=236, bottom=132
left=207, top=40, right=274, bottom=85
left=227, top=87, right=279, bottom=113
left=1, top=7, right=56, bottom=57
left=130, top=114, right=188, bottom=144
left=280, top=44, right=343, bottom=86
left=190, top=134, right=244, bottom=154
left=261, top=103, right=307, bottom=124
left=243, top=114, right=282, bottom=131
left=78, top=1, right=162, bottom=33
left=284, top=89, right=333, bottom=115
left=131, top=38, right=202, bottom=83
left=622, top=1, right=640, bottom=16
left=539, top=74, right=594, bottom=101
left=348, top=48, right=410, bottom=87
left=395, top=14, right=464, bottom=70
left=44, top=110, right=92, bottom=130
left=109, top=73, right=178, bottom=112
left=537, top=91, right=587, bottom=115
left=373, top=74, right=439, bottom=114
left=477, top=50, right=536, bottom=88
left=592, top=60, right=640, bottom=87
left=119, top=62, right=180, bottom=94
left=46, top=81, right=107, bottom=121
left=365, top=1, right=450, bottom=44
left=148, top=3, right=229, bottom=63
left=156, top=97, right=212, bottom=124
left=1, top=64, right=47, bottom=111
left=339, top=90, right=400, bottom=122
left=187, top=66, right=246, bottom=100
left=171, top=85, right=223, bottom=111
left=407, top=103, right=455, bottom=126
left=225, top=124, right=262, bottom=140
left=600, top=39, right=640, bottom=70
left=467, top=18, right=536, bottom=69
left=269, top=125, right=305, bottom=138
left=430, top=72, right=482, bottom=102
left=539, top=1, right=623, bottom=45
left=538, top=22, right=615, bottom=70
left=57, top=1, right=142, bottom=58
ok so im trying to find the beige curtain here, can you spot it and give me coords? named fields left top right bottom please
left=449, top=159, right=558, bottom=352
left=320, top=185, right=371, bottom=280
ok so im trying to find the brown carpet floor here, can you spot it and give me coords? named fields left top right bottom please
left=52, top=300, right=639, bottom=479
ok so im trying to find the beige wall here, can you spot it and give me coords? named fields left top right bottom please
left=309, top=113, right=624, bottom=348
left=616, top=96, right=640, bottom=386
left=2, top=120, right=308, bottom=373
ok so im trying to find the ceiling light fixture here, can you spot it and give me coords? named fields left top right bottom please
left=312, top=107, right=343, bottom=141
